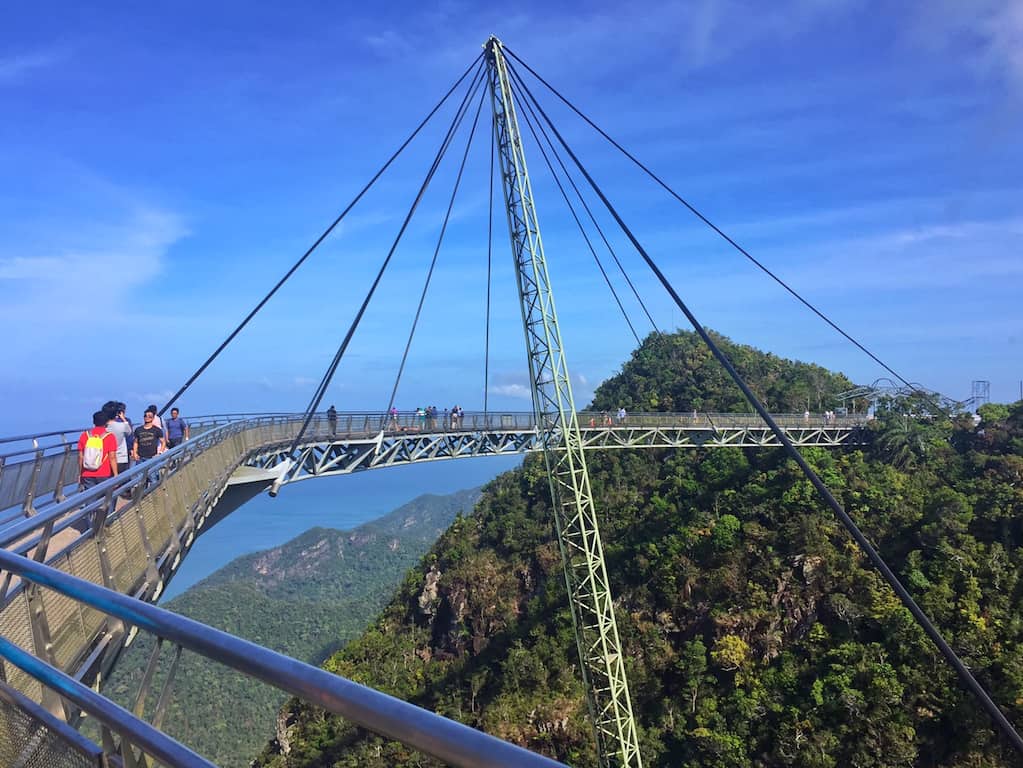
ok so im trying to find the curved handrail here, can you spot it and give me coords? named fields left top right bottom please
left=0, top=410, right=869, bottom=527
left=0, top=409, right=868, bottom=452
left=0, top=414, right=305, bottom=550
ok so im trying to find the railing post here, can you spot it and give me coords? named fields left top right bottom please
left=54, top=442, right=74, bottom=504
left=22, top=448, right=44, bottom=518
left=25, top=586, right=61, bottom=713
left=30, top=519, right=56, bottom=565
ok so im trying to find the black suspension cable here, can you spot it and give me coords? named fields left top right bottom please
left=509, top=61, right=1023, bottom=757
left=503, top=47, right=933, bottom=397
left=509, top=78, right=641, bottom=345
left=293, top=69, right=485, bottom=452
left=509, top=75, right=658, bottom=337
left=484, top=112, right=495, bottom=417
left=158, top=54, right=484, bottom=418
left=283, top=68, right=487, bottom=459
left=298, top=69, right=486, bottom=440
left=386, top=90, right=487, bottom=414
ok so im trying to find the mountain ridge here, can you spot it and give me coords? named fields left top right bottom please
left=103, top=487, right=485, bottom=767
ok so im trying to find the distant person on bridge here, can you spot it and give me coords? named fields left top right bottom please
left=165, top=408, right=190, bottom=447
left=617, top=407, right=627, bottom=424
left=78, top=411, right=118, bottom=490
left=326, top=405, right=337, bottom=436
left=132, top=410, right=165, bottom=464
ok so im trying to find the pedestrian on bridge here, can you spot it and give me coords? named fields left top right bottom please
left=165, top=408, right=190, bottom=448
left=78, top=411, right=118, bottom=490
left=146, top=404, right=164, bottom=431
left=132, top=410, right=165, bottom=464
left=105, top=404, right=132, bottom=475
left=327, top=405, right=337, bottom=436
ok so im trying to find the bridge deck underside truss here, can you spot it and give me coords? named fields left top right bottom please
left=248, top=424, right=863, bottom=482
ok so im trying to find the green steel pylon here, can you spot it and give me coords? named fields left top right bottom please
left=483, top=37, right=643, bottom=768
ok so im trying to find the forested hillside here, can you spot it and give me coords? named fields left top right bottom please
left=102, top=488, right=480, bottom=768
left=256, top=331, right=1023, bottom=768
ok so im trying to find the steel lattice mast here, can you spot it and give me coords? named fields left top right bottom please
left=483, top=37, right=643, bottom=768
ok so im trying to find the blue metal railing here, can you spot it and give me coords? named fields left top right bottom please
left=0, top=636, right=214, bottom=767
left=0, top=548, right=567, bottom=768
left=0, top=409, right=868, bottom=521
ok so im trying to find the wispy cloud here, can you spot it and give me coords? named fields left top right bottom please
left=684, top=214, right=1023, bottom=295
left=0, top=48, right=65, bottom=85
left=0, top=200, right=188, bottom=360
left=489, top=383, right=531, bottom=399
left=911, top=0, right=1023, bottom=94
left=129, top=389, right=175, bottom=406
left=362, top=29, right=413, bottom=58
left=0, top=206, right=186, bottom=293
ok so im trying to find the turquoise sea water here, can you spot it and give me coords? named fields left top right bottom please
left=160, top=455, right=522, bottom=601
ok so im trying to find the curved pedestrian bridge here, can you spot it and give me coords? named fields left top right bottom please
left=0, top=410, right=866, bottom=765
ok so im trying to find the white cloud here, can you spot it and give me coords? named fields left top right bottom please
left=0, top=200, right=188, bottom=364
left=489, top=383, right=532, bottom=399
left=129, top=390, right=175, bottom=406
left=0, top=206, right=186, bottom=296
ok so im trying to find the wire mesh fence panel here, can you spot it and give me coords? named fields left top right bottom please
left=0, top=596, right=42, bottom=702
left=0, top=683, right=102, bottom=768
left=42, top=586, right=86, bottom=672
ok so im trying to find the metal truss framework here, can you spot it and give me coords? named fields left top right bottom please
left=248, top=422, right=863, bottom=483
left=485, top=36, right=642, bottom=768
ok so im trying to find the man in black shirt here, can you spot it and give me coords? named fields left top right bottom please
left=132, top=409, right=165, bottom=462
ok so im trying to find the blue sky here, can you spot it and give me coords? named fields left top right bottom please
left=2, top=0, right=1021, bottom=435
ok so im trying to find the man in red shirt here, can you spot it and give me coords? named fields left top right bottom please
left=78, top=411, right=119, bottom=490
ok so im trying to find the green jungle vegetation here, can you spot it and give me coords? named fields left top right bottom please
left=254, top=330, right=1023, bottom=768
left=101, top=487, right=481, bottom=768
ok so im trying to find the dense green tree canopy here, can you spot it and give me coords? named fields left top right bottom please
left=589, top=330, right=855, bottom=413
left=255, top=333, right=1023, bottom=768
